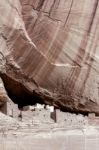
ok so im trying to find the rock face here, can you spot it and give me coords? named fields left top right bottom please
left=0, top=78, right=8, bottom=106
left=0, top=0, right=99, bottom=114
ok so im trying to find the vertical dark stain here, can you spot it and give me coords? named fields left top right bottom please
left=64, top=0, right=99, bottom=96
left=64, top=34, right=88, bottom=95
left=49, top=0, right=57, bottom=15
left=88, top=0, right=99, bottom=33
left=80, top=34, right=99, bottom=95
left=64, top=0, right=74, bottom=27
left=78, top=0, right=99, bottom=95
left=37, top=0, right=45, bottom=10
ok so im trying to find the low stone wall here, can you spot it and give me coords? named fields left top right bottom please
left=56, top=109, right=88, bottom=127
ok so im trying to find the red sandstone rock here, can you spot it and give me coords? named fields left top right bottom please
left=0, top=0, right=99, bottom=114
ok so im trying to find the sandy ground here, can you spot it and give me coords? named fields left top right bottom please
left=0, top=127, right=99, bottom=150
left=0, top=113, right=99, bottom=150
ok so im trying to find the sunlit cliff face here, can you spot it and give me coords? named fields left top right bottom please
left=0, top=0, right=99, bottom=115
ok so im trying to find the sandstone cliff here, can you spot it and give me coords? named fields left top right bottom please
left=0, top=0, right=99, bottom=115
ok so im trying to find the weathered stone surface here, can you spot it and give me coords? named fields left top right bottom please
left=0, top=78, right=8, bottom=106
left=0, top=0, right=99, bottom=114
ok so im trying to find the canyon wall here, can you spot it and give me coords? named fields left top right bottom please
left=0, top=0, right=99, bottom=114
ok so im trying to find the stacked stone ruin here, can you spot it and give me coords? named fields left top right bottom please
left=0, top=97, right=98, bottom=127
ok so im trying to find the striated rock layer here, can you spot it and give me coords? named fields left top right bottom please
left=0, top=0, right=99, bottom=114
